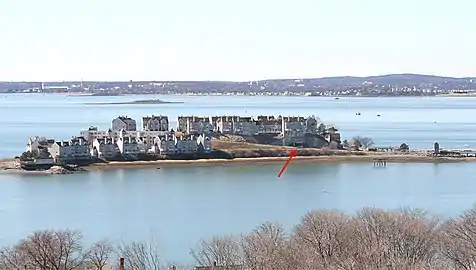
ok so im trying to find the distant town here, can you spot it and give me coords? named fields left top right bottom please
left=2, top=74, right=476, bottom=97
left=20, top=114, right=341, bottom=171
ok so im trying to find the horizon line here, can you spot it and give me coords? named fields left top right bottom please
left=1, top=73, right=476, bottom=83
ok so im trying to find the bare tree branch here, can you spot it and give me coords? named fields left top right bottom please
left=190, top=235, right=243, bottom=268
left=85, top=240, right=114, bottom=270
left=116, top=239, right=164, bottom=270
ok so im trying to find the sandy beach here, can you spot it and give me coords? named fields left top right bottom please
left=86, top=154, right=475, bottom=170
left=1, top=153, right=475, bottom=175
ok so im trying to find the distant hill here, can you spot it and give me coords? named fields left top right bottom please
left=258, top=74, right=476, bottom=89
left=1, top=74, right=476, bottom=94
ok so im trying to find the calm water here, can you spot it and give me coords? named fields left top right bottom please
left=1, top=163, right=476, bottom=263
left=2, top=94, right=476, bottom=263
left=2, top=94, right=476, bottom=158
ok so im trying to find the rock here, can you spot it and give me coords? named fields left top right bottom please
left=47, top=166, right=73, bottom=175
left=212, top=134, right=247, bottom=142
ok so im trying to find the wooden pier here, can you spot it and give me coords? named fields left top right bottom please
left=373, top=159, right=387, bottom=167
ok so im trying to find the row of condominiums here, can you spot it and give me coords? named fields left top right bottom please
left=108, top=115, right=326, bottom=136
left=25, top=114, right=340, bottom=164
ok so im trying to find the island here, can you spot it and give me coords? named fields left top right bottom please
left=1, top=114, right=474, bottom=175
left=84, top=99, right=183, bottom=105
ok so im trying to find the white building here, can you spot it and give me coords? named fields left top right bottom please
left=26, top=136, right=55, bottom=152
left=47, top=137, right=91, bottom=163
left=112, top=116, right=137, bottom=131
left=232, top=117, right=258, bottom=135
left=304, top=117, right=318, bottom=133
left=80, top=126, right=114, bottom=143
left=257, top=115, right=282, bottom=134
left=136, top=130, right=170, bottom=149
left=214, top=116, right=237, bottom=133
left=152, top=134, right=177, bottom=155
left=178, top=116, right=213, bottom=134
left=281, top=116, right=306, bottom=137
left=142, top=115, right=169, bottom=131
left=116, top=137, right=140, bottom=156
left=92, top=138, right=120, bottom=159
left=116, top=130, right=140, bottom=156
left=196, top=134, right=212, bottom=153
left=175, top=135, right=198, bottom=154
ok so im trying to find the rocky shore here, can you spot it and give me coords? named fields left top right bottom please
left=1, top=140, right=474, bottom=175
left=0, top=159, right=86, bottom=175
left=1, top=151, right=475, bottom=176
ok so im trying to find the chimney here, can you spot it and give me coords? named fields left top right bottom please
left=118, top=258, right=125, bottom=270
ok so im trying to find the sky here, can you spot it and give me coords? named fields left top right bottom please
left=0, top=0, right=475, bottom=81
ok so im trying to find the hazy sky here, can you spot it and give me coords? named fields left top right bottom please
left=1, top=0, right=475, bottom=81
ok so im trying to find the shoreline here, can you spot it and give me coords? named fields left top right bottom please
left=86, top=155, right=476, bottom=170
left=4, top=92, right=474, bottom=98
left=2, top=154, right=475, bottom=175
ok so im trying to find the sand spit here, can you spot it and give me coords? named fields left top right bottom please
left=1, top=154, right=475, bottom=175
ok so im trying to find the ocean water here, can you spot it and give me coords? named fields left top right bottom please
left=2, top=94, right=476, bottom=158
left=1, top=163, right=476, bottom=263
left=2, top=94, right=476, bottom=264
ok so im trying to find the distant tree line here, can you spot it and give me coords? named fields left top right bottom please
left=3, top=205, right=476, bottom=269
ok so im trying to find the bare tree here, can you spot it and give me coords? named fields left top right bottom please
left=241, top=222, right=297, bottom=270
left=0, top=245, right=30, bottom=270
left=190, top=235, right=243, bottom=268
left=349, top=207, right=441, bottom=269
left=116, top=239, right=164, bottom=270
left=352, top=136, right=374, bottom=148
left=85, top=240, right=114, bottom=270
left=9, top=229, right=86, bottom=270
left=292, top=210, right=352, bottom=270
left=317, top=123, right=327, bottom=134
left=440, top=206, right=476, bottom=269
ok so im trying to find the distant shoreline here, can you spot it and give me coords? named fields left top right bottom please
left=4, top=92, right=475, bottom=98
left=1, top=154, right=475, bottom=175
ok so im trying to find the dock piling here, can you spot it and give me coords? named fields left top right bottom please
left=373, top=159, right=387, bottom=167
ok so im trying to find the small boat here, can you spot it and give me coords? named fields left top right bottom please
left=156, top=167, right=161, bottom=170
left=377, top=114, right=381, bottom=117
left=334, top=97, right=340, bottom=100
left=356, top=112, right=361, bottom=115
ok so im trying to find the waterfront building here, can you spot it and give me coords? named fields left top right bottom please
left=178, top=116, right=213, bottom=134
left=214, top=116, right=259, bottom=135
left=116, top=130, right=140, bottom=157
left=80, top=126, right=114, bottom=143
left=19, top=148, right=55, bottom=170
left=25, top=114, right=337, bottom=162
left=47, top=136, right=91, bottom=163
left=136, top=130, right=170, bottom=148
left=152, top=134, right=177, bottom=155
left=214, top=116, right=236, bottom=133
left=26, top=136, right=55, bottom=152
left=257, top=115, right=282, bottom=134
left=111, top=116, right=137, bottom=131
left=325, top=126, right=341, bottom=144
left=91, top=137, right=120, bottom=159
left=304, top=116, right=318, bottom=133
left=196, top=134, right=212, bottom=153
left=116, top=136, right=140, bottom=157
left=142, top=115, right=169, bottom=131
left=175, top=134, right=198, bottom=154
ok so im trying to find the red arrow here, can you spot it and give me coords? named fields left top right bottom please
left=277, top=149, right=297, bottom=178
